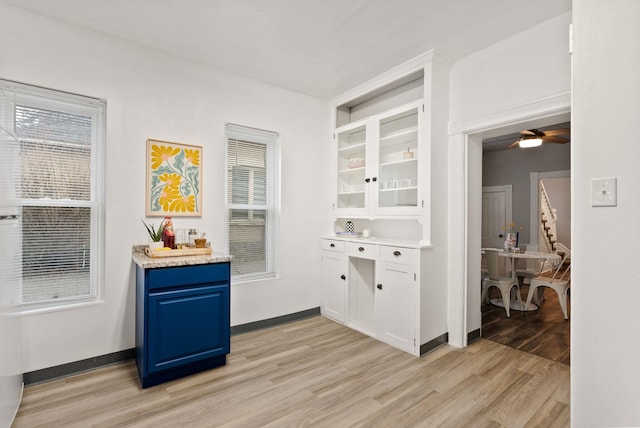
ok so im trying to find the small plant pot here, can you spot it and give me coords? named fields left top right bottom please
left=149, top=241, right=164, bottom=251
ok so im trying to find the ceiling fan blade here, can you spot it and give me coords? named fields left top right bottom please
left=506, top=139, right=521, bottom=149
left=542, top=128, right=571, bottom=137
left=542, top=136, right=570, bottom=144
left=520, top=130, right=536, bottom=136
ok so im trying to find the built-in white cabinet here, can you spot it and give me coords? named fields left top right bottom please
left=321, top=240, right=347, bottom=323
left=334, top=101, right=423, bottom=218
left=377, top=260, right=417, bottom=353
left=321, top=238, right=423, bottom=355
left=324, top=51, right=451, bottom=354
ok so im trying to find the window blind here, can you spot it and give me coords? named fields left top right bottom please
left=1, top=81, right=105, bottom=306
left=16, top=103, right=96, bottom=303
left=225, top=123, right=278, bottom=279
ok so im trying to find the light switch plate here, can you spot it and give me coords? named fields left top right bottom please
left=591, top=177, right=617, bottom=207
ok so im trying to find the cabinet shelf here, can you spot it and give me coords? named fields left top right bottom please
left=338, top=190, right=366, bottom=196
left=380, top=126, right=418, bottom=143
left=338, top=167, right=365, bottom=174
left=379, top=186, right=418, bottom=193
left=338, top=142, right=366, bottom=153
left=379, top=158, right=417, bottom=168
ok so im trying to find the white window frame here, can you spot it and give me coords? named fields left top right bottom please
left=224, top=123, right=279, bottom=283
left=0, top=79, right=105, bottom=312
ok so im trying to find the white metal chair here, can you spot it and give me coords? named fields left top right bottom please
left=525, top=260, right=571, bottom=320
left=481, top=249, right=521, bottom=317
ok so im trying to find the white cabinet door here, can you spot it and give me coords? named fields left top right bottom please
left=333, top=101, right=423, bottom=218
left=374, top=101, right=422, bottom=216
left=376, top=261, right=416, bottom=354
left=334, top=120, right=370, bottom=217
left=321, top=251, right=347, bottom=323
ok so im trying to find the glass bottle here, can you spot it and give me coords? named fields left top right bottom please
left=188, top=229, right=197, bottom=247
left=162, top=216, right=176, bottom=249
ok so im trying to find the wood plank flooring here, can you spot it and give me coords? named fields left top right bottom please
left=13, top=316, right=569, bottom=427
left=482, top=283, right=570, bottom=365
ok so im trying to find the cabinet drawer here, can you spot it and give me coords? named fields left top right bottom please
left=347, top=242, right=379, bottom=260
left=321, top=239, right=345, bottom=252
left=147, top=263, right=230, bottom=291
left=380, top=246, right=419, bottom=265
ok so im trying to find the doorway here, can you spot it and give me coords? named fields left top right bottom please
left=478, top=124, right=571, bottom=364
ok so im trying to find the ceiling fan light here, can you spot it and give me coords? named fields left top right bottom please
left=519, top=137, right=543, bottom=148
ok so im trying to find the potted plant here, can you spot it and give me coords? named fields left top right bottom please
left=142, top=218, right=166, bottom=251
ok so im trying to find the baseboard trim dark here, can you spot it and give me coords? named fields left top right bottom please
left=24, top=307, right=322, bottom=385
left=230, top=307, right=321, bottom=335
left=467, top=328, right=481, bottom=345
left=420, top=332, right=449, bottom=356
left=23, top=348, right=136, bottom=386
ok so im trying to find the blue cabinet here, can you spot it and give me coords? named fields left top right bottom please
left=136, top=262, right=230, bottom=388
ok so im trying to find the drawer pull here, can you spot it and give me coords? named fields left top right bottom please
left=377, top=284, right=383, bottom=290
left=358, top=247, right=365, bottom=252
left=393, top=250, right=402, bottom=257
left=340, top=274, right=346, bottom=280
left=330, top=243, right=335, bottom=248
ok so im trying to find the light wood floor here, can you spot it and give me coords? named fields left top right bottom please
left=13, top=316, right=569, bottom=427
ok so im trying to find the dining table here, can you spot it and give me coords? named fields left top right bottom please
left=482, top=249, right=562, bottom=312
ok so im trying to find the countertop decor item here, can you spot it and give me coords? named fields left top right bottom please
left=142, top=218, right=166, bottom=242
left=146, top=139, right=202, bottom=217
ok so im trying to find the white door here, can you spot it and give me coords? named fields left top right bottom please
left=482, top=185, right=512, bottom=249
left=376, top=262, right=416, bottom=354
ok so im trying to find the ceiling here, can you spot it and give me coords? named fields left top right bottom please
left=1, top=0, right=571, bottom=99
left=482, top=122, right=571, bottom=152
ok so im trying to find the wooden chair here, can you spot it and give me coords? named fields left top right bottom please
left=481, top=249, right=521, bottom=317
left=525, top=259, right=571, bottom=320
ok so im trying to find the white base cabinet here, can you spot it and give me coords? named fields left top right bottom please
left=321, top=238, right=432, bottom=355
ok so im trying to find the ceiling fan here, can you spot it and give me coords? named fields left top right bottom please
left=507, top=128, right=571, bottom=149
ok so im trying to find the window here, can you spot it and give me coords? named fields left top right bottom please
left=0, top=80, right=105, bottom=308
left=225, top=123, right=279, bottom=281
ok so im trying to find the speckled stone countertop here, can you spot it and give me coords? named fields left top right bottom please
left=132, top=245, right=233, bottom=269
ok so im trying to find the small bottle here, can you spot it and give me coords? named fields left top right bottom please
left=188, top=229, right=197, bottom=247
left=162, top=216, right=176, bottom=249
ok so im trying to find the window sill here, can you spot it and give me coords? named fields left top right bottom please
left=231, top=274, right=280, bottom=286
left=17, top=298, right=105, bottom=316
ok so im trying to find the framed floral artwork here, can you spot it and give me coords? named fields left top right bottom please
left=146, top=139, right=202, bottom=216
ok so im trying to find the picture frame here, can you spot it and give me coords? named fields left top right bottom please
left=146, top=139, right=202, bottom=216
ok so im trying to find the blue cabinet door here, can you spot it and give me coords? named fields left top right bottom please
left=147, top=284, right=230, bottom=374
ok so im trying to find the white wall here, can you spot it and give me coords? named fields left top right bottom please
left=448, top=12, right=571, bottom=342
left=0, top=3, right=328, bottom=372
left=572, top=1, right=640, bottom=425
left=483, top=144, right=570, bottom=245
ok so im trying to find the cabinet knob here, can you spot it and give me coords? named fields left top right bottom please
left=340, top=274, right=346, bottom=280
left=372, top=177, right=377, bottom=182
left=377, top=284, right=383, bottom=290
left=330, top=243, right=335, bottom=248
left=393, top=250, right=401, bottom=257
left=365, top=178, right=371, bottom=183
left=358, top=247, right=365, bottom=252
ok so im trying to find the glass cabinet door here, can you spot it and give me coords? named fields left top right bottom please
left=336, top=123, right=367, bottom=210
left=377, top=106, right=419, bottom=209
